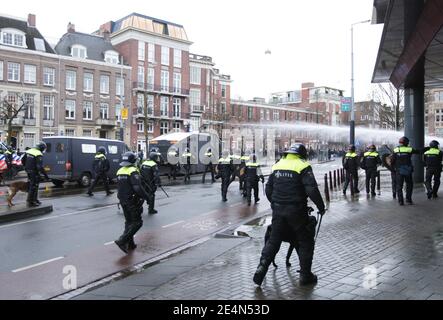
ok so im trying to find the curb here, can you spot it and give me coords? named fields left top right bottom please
left=0, top=205, right=53, bottom=223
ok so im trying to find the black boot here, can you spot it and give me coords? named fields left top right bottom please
left=114, top=240, right=129, bottom=254
left=253, top=261, right=269, bottom=286
left=128, top=239, right=137, bottom=250
left=299, top=272, right=318, bottom=286
left=149, top=209, right=158, bottom=214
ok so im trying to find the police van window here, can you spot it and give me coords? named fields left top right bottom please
left=56, top=143, right=65, bottom=153
left=108, top=145, right=118, bottom=154
left=82, top=144, right=97, bottom=154
left=45, top=143, right=52, bottom=153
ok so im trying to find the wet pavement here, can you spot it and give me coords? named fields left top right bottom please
left=73, top=171, right=443, bottom=300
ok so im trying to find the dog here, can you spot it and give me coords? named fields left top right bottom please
left=264, top=224, right=299, bottom=268
left=6, top=181, right=29, bottom=207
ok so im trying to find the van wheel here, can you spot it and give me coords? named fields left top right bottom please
left=52, top=179, right=65, bottom=188
left=79, top=173, right=91, bottom=187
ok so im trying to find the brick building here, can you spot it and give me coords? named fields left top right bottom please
left=425, top=88, right=443, bottom=137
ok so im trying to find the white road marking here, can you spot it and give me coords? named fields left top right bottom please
left=162, top=220, right=185, bottom=228
left=104, top=241, right=115, bottom=246
left=12, top=256, right=64, bottom=273
left=0, top=204, right=118, bottom=230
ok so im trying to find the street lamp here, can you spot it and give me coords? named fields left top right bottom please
left=350, top=19, right=370, bottom=146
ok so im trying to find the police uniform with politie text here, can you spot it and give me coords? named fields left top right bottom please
left=245, top=154, right=264, bottom=206
left=114, top=152, right=152, bottom=253
left=361, top=145, right=382, bottom=196
left=253, top=143, right=325, bottom=287
left=24, top=142, right=49, bottom=207
left=87, top=146, right=113, bottom=197
left=140, top=151, right=161, bottom=214
left=342, top=144, right=360, bottom=195
left=391, top=136, right=420, bottom=205
left=216, top=150, right=234, bottom=202
left=423, top=140, right=442, bottom=199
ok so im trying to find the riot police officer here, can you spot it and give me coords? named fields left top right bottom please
left=229, top=149, right=242, bottom=187
left=114, top=152, right=152, bottom=253
left=392, top=136, right=420, bottom=205
left=424, top=140, right=442, bottom=199
left=361, top=145, right=382, bottom=196
left=216, top=150, right=233, bottom=202
left=343, top=144, right=360, bottom=195
left=253, top=143, right=325, bottom=286
left=24, top=142, right=49, bottom=207
left=87, top=146, right=113, bottom=196
left=202, top=148, right=216, bottom=183
left=240, top=150, right=251, bottom=196
left=245, top=154, right=264, bottom=206
left=140, top=151, right=161, bottom=214
left=167, top=146, right=180, bottom=180
left=182, top=148, right=193, bottom=183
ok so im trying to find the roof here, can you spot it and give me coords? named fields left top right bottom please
left=55, top=32, right=117, bottom=62
left=0, top=15, right=55, bottom=53
left=110, top=12, right=189, bottom=42
left=150, top=132, right=211, bottom=142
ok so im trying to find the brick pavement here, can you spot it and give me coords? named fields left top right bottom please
left=74, top=173, right=443, bottom=300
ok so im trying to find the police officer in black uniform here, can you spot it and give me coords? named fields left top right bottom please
left=140, top=151, right=161, bottom=214
left=114, top=152, right=152, bottom=253
left=87, top=146, right=113, bottom=196
left=361, top=144, right=382, bottom=196
left=167, top=146, right=180, bottom=180
left=423, top=140, right=443, bottom=199
left=182, top=148, right=193, bottom=183
left=253, top=143, right=325, bottom=286
left=202, top=148, right=216, bottom=183
left=216, top=150, right=233, bottom=202
left=24, top=142, right=49, bottom=207
left=240, top=150, right=251, bottom=196
left=343, top=144, right=360, bottom=195
left=245, top=154, right=264, bottom=206
left=392, top=136, right=420, bottom=205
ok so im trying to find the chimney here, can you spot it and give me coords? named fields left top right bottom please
left=103, top=30, right=110, bottom=41
left=67, top=22, right=75, bottom=33
left=28, top=14, right=36, bottom=27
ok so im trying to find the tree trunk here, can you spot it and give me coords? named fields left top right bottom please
left=7, top=119, right=12, bottom=146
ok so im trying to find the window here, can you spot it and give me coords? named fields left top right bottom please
left=105, top=51, right=119, bottom=64
left=173, top=73, right=181, bottom=93
left=260, top=110, right=264, bottom=120
left=100, top=103, right=109, bottom=119
left=160, top=96, right=169, bottom=117
left=23, top=93, right=35, bottom=119
left=7, top=62, right=20, bottom=82
left=82, top=130, right=92, bottom=137
left=81, top=144, right=96, bottom=153
left=137, top=121, right=144, bottom=133
left=161, top=46, right=169, bottom=65
left=65, top=100, right=76, bottom=119
left=65, top=129, right=76, bottom=136
left=0, top=61, right=3, bottom=81
left=137, top=66, right=144, bottom=85
left=190, top=67, right=201, bottom=84
left=56, top=143, right=65, bottom=152
left=160, top=121, right=169, bottom=135
left=273, top=111, right=279, bottom=121
left=190, top=89, right=201, bottom=109
left=100, top=75, right=109, bottom=94
left=147, top=95, right=154, bottom=115
left=221, top=102, right=226, bottom=114
left=116, top=77, right=124, bottom=96
left=83, top=101, right=93, bottom=120
left=147, top=68, right=154, bottom=89
left=115, top=103, right=121, bottom=121
left=108, top=145, right=118, bottom=154
left=43, top=67, right=55, bottom=86
left=248, top=107, right=253, bottom=120
left=266, top=110, right=270, bottom=121
left=174, top=49, right=181, bottom=68
left=173, top=98, right=181, bottom=118
left=14, top=34, right=23, bottom=47
left=1, top=29, right=26, bottom=48
left=66, top=70, right=76, bottom=90
left=161, top=70, right=169, bottom=91
left=2, top=32, right=12, bottom=45
left=24, top=65, right=36, bottom=84
left=83, top=73, right=93, bottom=92
left=173, top=122, right=181, bottom=132
left=137, top=94, right=154, bottom=115
left=138, top=41, right=145, bottom=61
left=43, top=95, right=54, bottom=120
left=71, top=45, right=87, bottom=59
left=148, top=43, right=155, bottom=63
left=23, top=133, right=35, bottom=149
left=221, top=84, right=227, bottom=98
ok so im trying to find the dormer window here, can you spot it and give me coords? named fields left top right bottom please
left=71, top=44, right=87, bottom=59
left=1, top=28, right=27, bottom=48
left=104, top=50, right=119, bottom=64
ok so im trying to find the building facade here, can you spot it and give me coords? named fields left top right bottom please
left=425, top=88, right=443, bottom=137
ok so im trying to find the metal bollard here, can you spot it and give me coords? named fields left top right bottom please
left=324, top=174, right=330, bottom=202
left=340, top=168, right=344, bottom=184
left=377, top=171, right=381, bottom=192
left=329, top=171, right=333, bottom=191
left=333, top=170, right=337, bottom=188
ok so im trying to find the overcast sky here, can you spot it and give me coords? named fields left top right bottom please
left=2, top=0, right=383, bottom=101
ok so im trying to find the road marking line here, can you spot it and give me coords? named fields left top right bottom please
left=12, top=256, right=64, bottom=273
left=162, top=220, right=185, bottom=228
left=104, top=241, right=115, bottom=246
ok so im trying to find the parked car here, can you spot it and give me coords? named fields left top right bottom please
left=42, top=136, right=130, bottom=187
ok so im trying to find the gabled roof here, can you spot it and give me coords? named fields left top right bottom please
left=0, top=15, right=55, bottom=53
left=55, top=32, right=117, bottom=62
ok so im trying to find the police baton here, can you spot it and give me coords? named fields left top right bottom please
left=315, top=211, right=325, bottom=242
left=159, top=185, right=170, bottom=198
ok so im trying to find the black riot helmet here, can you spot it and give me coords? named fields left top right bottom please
left=348, top=144, right=356, bottom=152
left=36, top=141, right=47, bottom=152
left=120, top=151, right=137, bottom=166
left=399, top=136, right=409, bottom=146
left=284, top=143, right=308, bottom=160
left=368, top=144, right=376, bottom=152
left=430, top=140, right=440, bottom=148
left=98, top=146, right=106, bottom=154
left=149, top=151, right=160, bottom=162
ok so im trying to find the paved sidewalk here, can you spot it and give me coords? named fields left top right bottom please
left=73, top=175, right=443, bottom=300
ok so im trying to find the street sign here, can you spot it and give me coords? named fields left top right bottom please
left=121, top=107, right=128, bottom=120
left=341, top=97, right=351, bottom=112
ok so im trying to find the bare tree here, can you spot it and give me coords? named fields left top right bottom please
left=0, top=93, right=29, bottom=145
left=372, top=83, right=404, bottom=130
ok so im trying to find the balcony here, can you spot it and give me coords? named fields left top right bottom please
left=11, top=117, right=24, bottom=127
left=96, top=118, right=117, bottom=127
left=191, top=105, right=205, bottom=113
left=43, top=120, right=54, bottom=127
left=189, top=53, right=213, bottom=63
left=24, top=118, right=36, bottom=126
left=132, top=82, right=189, bottom=96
